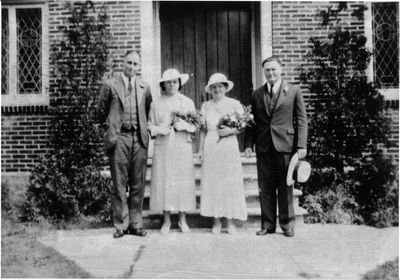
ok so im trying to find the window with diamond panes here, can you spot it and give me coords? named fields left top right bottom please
left=16, top=8, right=42, bottom=94
left=2, top=9, right=9, bottom=95
left=372, top=2, right=399, bottom=88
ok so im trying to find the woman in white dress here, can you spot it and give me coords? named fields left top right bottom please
left=199, top=73, right=247, bottom=234
left=148, top=69, right=196, bottom=234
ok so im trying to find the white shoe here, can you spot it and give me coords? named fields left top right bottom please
left=160, top=222, right=170, bottom=234
left=227, top=224, right=237, bottom=235
left=212, top=223, right=222, bottom=235
left=178, top=222, right=190, bottom=233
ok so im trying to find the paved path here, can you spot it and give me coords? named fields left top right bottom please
left=38, top=224, right=398, bottom=279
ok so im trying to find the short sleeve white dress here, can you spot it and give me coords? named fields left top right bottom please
left=200, top=97, right=247, bottom=220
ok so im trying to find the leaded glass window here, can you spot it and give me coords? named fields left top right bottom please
left=2, top=9, right=9, bottom=95
left=16, top=8, right=42, bottom=94
left=1, top=4, right=47, bottom=106
left=372, top=2, right=399, bottom=88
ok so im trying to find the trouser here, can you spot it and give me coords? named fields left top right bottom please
left=256, top=146, right=295, bottom=231
left=108, top=131, right=148, bottom=231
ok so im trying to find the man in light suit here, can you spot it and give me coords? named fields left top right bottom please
left=244, top=56, right=307, bottom=237
left=97, top=50, right=152, bottom=238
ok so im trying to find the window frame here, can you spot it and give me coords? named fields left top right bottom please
left=364, top=2, right=399, bottom=101
left=1, top=3, right=49, bottom=107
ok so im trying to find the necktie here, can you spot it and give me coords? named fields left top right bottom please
left=269, top=83, right=275, bottom=112
left=270, top=83, right=274, bottom=97
left=128, top=77, right=132, bottom=93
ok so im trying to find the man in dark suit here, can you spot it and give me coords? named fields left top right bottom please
left=97, top=50, right=152, bottom=238
left=244, top=56, right=307, bottom=237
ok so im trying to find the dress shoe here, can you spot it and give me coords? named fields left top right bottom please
left=283, top=229, right=295, bottom=237
left=256, top=229, right=275, bottom=235
left=127, top=228, right=147, bottom=237
left=113, top=229, right=124, bottom=238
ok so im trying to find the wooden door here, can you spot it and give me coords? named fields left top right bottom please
left=160, top=2, right=253, bottom=151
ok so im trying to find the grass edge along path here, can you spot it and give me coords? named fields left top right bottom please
left=1, top=218, right=93, bottom=278
left=362, top=257, right=399, bottom=280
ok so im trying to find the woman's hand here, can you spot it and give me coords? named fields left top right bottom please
left=174, top=119, right=194, bottom=132
left=159, top=126, right=172, bottom=135
left=218, top=125, right=233, bottom=137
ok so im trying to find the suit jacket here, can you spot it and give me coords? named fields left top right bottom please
left=244, top=80, right=307, bottom=154
left=97, top=74, right=153, bottom=150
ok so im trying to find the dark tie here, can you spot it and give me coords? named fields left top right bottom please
left=269, top=83, right=275, bottom=112
left=128, top=77, right=132, bottom=93
left=270, top=83, right=274, bottom=97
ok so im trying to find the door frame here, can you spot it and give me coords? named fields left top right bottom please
left=140, top=1, right=272, bottom=100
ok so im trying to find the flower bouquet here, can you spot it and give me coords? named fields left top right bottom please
left=171, top=110, right=203, bottom=129
left=217, top=105, right=254, bottom=141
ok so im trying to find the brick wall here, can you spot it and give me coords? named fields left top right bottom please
left=271, top=1, right=398, bottom=161
left=271, top=1, right=365, bottom=108
left=48, top=0, right=142, bottom=91
left=1, top=111, right=52, bottom=172
left=382, top=104, right=399, bottom=162
left=1, top=1, right=142, bottom=173
left=1, top=1, right=398, bottom=173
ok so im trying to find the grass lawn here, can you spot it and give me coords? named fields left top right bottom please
left=1, top=217, right=92, bottom=278
left=362, top=258, right=399, bottom=280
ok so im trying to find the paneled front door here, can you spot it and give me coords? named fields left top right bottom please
left=160, top=2, right=253, bottom=151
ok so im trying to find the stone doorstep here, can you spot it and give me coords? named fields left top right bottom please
left=141, top=206, right=307, bottom=229
left=143, top=206, right=308, bottom=218
left=144, top=156, right=258, bottom=166
left=142, top=185, right=303, bottom=198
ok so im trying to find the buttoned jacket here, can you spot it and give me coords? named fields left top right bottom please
left=97, top=74, right=152, bottom=150
left=244, top=80, right=308, bottom=153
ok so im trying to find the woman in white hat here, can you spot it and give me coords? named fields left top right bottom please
left=199, top=73, right=247, bottom=234
left=148, top=69, right=197, bottom=234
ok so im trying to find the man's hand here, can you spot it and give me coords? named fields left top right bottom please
left=297, top=148, right=307, bottom=159
left=197, top=151, right=203, bottom=162
left=244, top=147, right=253, bottom=159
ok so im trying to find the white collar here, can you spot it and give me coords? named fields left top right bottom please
left=121, top=73, right=135, bottom=88
left=267, top=79, right=282, bottom=94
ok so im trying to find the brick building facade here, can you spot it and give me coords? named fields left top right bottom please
left=1, top=1, right=399, bottom=175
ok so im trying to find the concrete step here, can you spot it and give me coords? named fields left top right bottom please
left=144, top=156, right=258, bottom=176
left=141, top=186, right=303, bottom=210
left=103, top=172, right=303, bottom=198
left=141, top=206, right=307, bottom=229
left=104, top=156, right=308, bottom=227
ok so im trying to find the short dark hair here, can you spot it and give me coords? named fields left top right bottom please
left=262, top=56, right=282, bottom=68
left=160, top=79, right=183, bottom=91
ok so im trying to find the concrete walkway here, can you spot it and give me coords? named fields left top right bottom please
left=38, top=224, right=398, bottom=279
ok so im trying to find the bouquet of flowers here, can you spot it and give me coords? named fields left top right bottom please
left=171, top=110, right=203, bottom=129
left=217, top=105, right=254, bottom=141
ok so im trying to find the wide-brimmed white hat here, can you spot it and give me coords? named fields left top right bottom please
left=159, top=69, right=189, bottom=86
left=286, top=153, right=311, bottom=186
left=204, top=73, right=234, bottom=93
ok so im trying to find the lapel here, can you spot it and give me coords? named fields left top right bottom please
left=273, top=80, right=289, bottom=112
left=262, top=84, right=271, bottom=117
left=114, top=74, right=125, bottom=108
left=135, top=76, right=144, bottom=105
left=135, top=76, right=146, bottom=121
